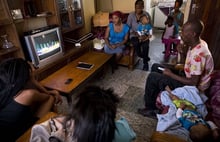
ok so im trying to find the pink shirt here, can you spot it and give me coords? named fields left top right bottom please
left=163, top=25, right=175, bottom=39
left=184, top=40, right=214, bottom=91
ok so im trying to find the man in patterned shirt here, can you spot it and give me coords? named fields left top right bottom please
left=138, top=19, right=214, bottom=117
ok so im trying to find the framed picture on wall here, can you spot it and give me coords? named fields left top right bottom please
left=11, top=9, right=23, bottom=20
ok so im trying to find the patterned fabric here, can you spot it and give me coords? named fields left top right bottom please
left=206, top=70, right=220, bottom=128
left=173, top=99, right=196, bottom=110
left=137, top=23, right=152, bottom=36
left=178, top=109, right=208, bottom=130
left=184, top=40, right=214, bottom=91
left=126, top=11, right=151, bottom=38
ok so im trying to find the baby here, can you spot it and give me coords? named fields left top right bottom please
left=165, top=86, right=219, bottom=142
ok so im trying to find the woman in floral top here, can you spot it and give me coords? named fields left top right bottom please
left=138, top=19, right=214, bottom=117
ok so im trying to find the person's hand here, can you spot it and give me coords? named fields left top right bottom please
left=176, top=44, right=184, bottom=53
left=139, top=35, right=149, bottom=41
left=134, top=31, right=139, bottom=36
left=111, top=44, right=117, bottom=49
left=163, top=68, right=173, bottom=76
left=48, top=90, right=63, bottom=104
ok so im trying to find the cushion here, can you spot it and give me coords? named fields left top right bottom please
left=93, top=11, right=109, bottom=27
left=206, top=70, right=220, bottom=128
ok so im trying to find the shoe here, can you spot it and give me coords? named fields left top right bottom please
left=137, top=108, right=157, bottom=119
left=143, top=63, right=149, bottom=71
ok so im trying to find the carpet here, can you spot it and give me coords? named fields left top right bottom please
left=57, top=66, right=157, bottom=142
left=117, top=85, right=157, bottom=142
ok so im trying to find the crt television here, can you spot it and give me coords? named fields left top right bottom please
left=23, top=25, right=64, bottom=68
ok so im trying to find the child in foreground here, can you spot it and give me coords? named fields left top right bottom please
left=165, top=86, right=219, bottom=142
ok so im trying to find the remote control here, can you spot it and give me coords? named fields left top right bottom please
left=158, top=67, right=165, bottom=71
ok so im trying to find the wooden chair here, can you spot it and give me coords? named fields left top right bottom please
left=150, top=132, right=187, bottom=142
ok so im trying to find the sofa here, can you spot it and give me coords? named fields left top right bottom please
left=150, top=70, right=220, bottom=142
left=91, top=12, right=138, bottom=70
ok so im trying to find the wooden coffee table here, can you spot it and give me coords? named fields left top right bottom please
left=40, top=51, right=112, bottom=94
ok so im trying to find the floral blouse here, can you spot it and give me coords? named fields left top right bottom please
left=184, top=40, right=214, bottom=91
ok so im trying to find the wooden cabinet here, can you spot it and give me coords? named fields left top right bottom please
left=56, top=0, right=84, bottom=32
left=0, top=0, right=85, bottom=63
left=0, top=0, right=23, bottom=60
left=0, top=0, right=12, bottom=24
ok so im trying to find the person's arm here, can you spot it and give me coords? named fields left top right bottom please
left=163, top=68, right=201, bottom=86
left=141, top=26, right=153, bottom=41
left=148, top=29, right=153, bottom=38
left=127, top=12, right=138, bottom=36
left=27, top=62, right=62, bottom=104
left=162, top=27, right=166, bottom=40
left=104, top=26, right=112, bottom=49
left=29, top=78, right=62, bottom=104
left=176, top=43, right=188, bottom=64
left=126, top=13, right=132, bottom=28
left=173, top=12, right=184, bottom=27
left=176, top=108, right=183, bottom=119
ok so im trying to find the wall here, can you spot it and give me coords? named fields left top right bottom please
left=112, top=0, right=135, bottom=13
left=96, top=0, right=113, bottom=12
left=112, top=0, right=152, bottom=13
left=79, top=0, right=95, bottom=33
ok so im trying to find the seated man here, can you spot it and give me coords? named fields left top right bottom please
left=138, top=19, right=214, bottom=118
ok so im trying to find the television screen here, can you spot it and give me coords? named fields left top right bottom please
left=23, top=25, right=64, bottom=68
left=34, top=30, right=61, bottom=60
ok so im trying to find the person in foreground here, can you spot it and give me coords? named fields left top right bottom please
left=176, top=101, right=219, bottom=142
left=127, top=0, right=152, bottom=71
left=0, top=58, right=62, bottom=141
left=165, top=85, right=219, bottom=142
left=138, top=19, right=214, bottom=118
left=30, top=86, right=136, bottom=142
left=104, top=11, right=129, bottom=69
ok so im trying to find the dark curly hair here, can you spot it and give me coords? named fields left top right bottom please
left=65, top=86, right=120, bottom=142
left=135, top=0, right=144, bottom=6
